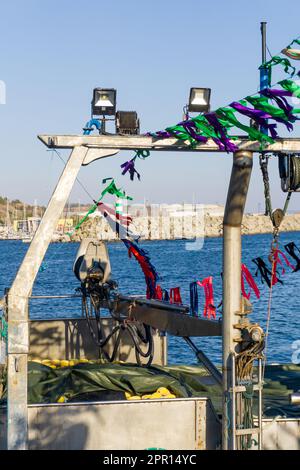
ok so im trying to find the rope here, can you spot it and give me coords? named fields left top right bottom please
left=49, top=149, right=95, bottom=202
left=262, top=237, right=277, bottom=380
left=259, top=153, right=293, bottom=224
left=259, top=152, right=293, bottom=379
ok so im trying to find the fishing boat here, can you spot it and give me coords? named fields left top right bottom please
left=1, top=25, right=300, bottom=451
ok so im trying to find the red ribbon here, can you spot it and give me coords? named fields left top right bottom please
left=127, top=245, right=156, bottom=299
left=197, top=277, right=216, bottom=319
left=241, top=264, right=260, bottom=300
left=154, top=285, right=163, bottom=300
left=271, top=248, right=295, bottom=286
left=97, top=202, right=133, bottom=226
left=169, top=287, right=182, bottom=305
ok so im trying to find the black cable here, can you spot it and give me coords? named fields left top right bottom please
left=50, top=149, right=95, bottom=202
left=82, top=286, right=154, bottom=366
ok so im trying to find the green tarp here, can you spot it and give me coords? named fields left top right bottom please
left=1, top=362, right=300, bottom=418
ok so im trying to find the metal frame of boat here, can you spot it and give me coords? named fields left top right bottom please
left=3, top=134, right=300, bottom=450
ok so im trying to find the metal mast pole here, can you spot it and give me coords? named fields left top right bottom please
left=260, top=22, right=267, bottom=70
left=222, top=150, right=253, bottom=449
left=260, top=22, right=269, bottom=135
left=259, top=22, right=271, bottom=216
left=260, top=22, right=269, bottom=134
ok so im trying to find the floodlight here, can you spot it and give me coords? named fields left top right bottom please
left=116, top=111, right=140, bottom=135
left=92, top=88, right=116, bottom=116
left=188, top=87, right=211, bottom=113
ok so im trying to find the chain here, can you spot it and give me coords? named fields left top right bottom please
left=259, top=154, right=272, bottom=217
left=258, top=154, right=292, bottom=379
left=262, top=234, right=278, bottom=380
left=259, top=153, right=292, bottom=228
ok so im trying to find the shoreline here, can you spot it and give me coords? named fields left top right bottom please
left=2, top=213, right=300, bottom=242
left=63, top=213, right=300, bottom=243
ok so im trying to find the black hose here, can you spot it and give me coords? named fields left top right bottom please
left=82, top=289, right=154, bottom=366
left=126, top=323, right=154, bottom=366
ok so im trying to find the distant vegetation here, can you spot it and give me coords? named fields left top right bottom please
left=0, top=196, right=46, bottom=225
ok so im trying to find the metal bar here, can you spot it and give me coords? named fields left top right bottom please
left=231, top=354, right=236, bottom=450
left=235, top=428, right=260, bottom=436
left=29, top=295, right=82, bottom=299
left=222, top=150, right=253, bottom=450
left=231, top=384, right=262, bottom=393
left=260, top=22, right=269, bottom=136
left=258, top=358, right=263, bottom=450
left=38, top=134, right=300, bottom=153
left=6, top=146, right=88, bottom=450
left=261, top=21, right=267, bottom=64
left=183, top=337, right=222, bottom=386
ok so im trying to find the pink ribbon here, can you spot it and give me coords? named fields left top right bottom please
left=197, top=277, right=216, bottom=319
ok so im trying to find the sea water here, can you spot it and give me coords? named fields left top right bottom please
left=1, top=232, right=300, bottom=365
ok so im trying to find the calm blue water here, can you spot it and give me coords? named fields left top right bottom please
left=1, top=233, right=300, bottom=365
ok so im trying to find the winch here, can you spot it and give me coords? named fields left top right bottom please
left=73, top=238, right=155, bottom=365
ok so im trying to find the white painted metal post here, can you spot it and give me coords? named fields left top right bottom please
left=222, top=150, right=253, bottom=450
left=6, top=146, right=88, bottom=450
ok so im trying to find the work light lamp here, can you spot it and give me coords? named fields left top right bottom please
left=92, top=88, right=117, bottom=116
left=116, top=111, right=140, bottom=135
left=188, top=88, right=211, bottom=113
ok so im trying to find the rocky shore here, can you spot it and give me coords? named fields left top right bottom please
left=65, top=213, right=300, bottom=242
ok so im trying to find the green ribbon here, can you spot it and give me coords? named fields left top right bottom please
left=101, top=179, right=133, bottom=200
left=167, top=115, right=235, bottom=145
left=215, top=107, right=274, bottom=144
left=69, top=200, right=101, bottom=235
left=259, top=56, right=296, bottom=77
left=67, top=179, right=132, bottom=236
left=135, top=150, right=150, bottom=160
left=288, top=38, right=300, bottom=48
left=192, top=115, right=227, bottom=138
left=245, top=95, right=290, bottom=122
left=162, top=36, right=300, bottom=151
left=279, top=79, right=300, bottom=99
left=165, top=124, right=196, bottom=144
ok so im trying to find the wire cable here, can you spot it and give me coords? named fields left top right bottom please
left=48, top=149, right=95, bottom=202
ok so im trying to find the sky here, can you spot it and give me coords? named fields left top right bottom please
left=0, top=0, right=300, bottom=212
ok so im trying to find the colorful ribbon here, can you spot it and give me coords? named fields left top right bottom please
left=252, top=257, right=275, bottom=288
left=190, top=281, right=199, bottom=316
left=284, top=242, right=300, bottom=272
left=169, top=287, right=183, bottom=305
left=121, top=159, right=141, bottom=181
left=97, top=202, right=133, bottom=226
left=196, top=277, right=216, bottom=319
left=120, top=150, right=150, bottom=181
left=259, top=55, right=296, bottom=77
left=123, top=239, right=159, bottom=299
left=67, top=179, right=132, bottom=236
left=271, top=247, right=295, bottom=286
left=241, top=264, right=260, bottom=300
left=279, top=79, right=300, bottom=99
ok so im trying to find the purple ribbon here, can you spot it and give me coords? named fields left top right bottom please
left=178, top=120, right=208, bottom=143
left=231, top=101, right=294, bottom=133
left=260, top=88, right=296, bottom=122
left=230, top=101, right=278, bottom=139
left=204, top=113, right=239, bottom=152
left=120, top=159, right=141, bottom=181
left=146, top=131, right=174, bottom=138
